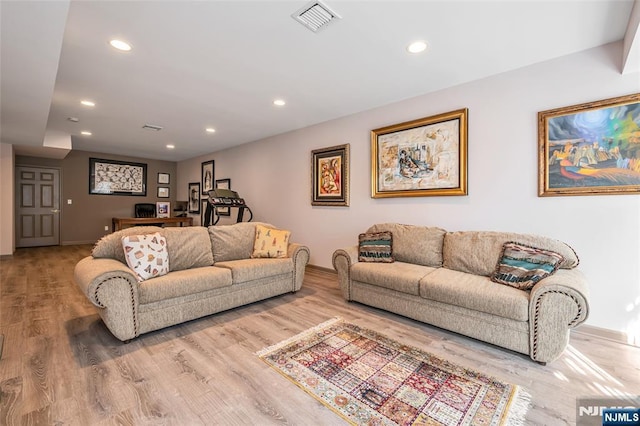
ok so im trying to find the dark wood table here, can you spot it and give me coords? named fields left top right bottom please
left=112, top=216, right=193, bottom=232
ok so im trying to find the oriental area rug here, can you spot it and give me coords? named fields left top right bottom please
left=257, top=318, right=530, bottom=426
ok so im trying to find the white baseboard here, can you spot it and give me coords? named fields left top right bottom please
left=573, top=324, right=639, bottom=347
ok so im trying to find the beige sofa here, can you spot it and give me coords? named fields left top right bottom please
left=74, top=222, right=310, bottom=341
left=332, top=223, right=590, bottom=364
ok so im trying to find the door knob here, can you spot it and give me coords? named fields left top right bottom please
left=51, top=209, right=60, bottom=213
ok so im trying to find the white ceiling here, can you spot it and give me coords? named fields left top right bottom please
left=1, top=0, right=638, bottom=162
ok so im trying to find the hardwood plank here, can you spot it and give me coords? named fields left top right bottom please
left=0, top=245, right=638, bottom=425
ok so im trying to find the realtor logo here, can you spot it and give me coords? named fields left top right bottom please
left=577, top=397, right=640, bottom=426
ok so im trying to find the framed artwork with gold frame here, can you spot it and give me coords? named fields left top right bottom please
left=538, top=93, right=640, bottom=197
left=371, top=109, right=468, bottom=198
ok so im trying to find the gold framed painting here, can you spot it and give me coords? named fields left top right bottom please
left=538, top=93, right=640, bottom=197
left=311, top=144, right=350, bottom=206
left=371, top=109, right=468, bottom=198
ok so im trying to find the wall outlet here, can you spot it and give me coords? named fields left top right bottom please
left=104, top=226, right=109, bottom=231
left=67, top=199, right=72, bottom=205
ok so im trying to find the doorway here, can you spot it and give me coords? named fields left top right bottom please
left=15, top=166, right=60, bottom=247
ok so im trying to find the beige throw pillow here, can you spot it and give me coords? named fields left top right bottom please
left=251, top=224, right=290, bottom=258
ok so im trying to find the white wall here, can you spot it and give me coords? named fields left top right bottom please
left=0, top=143, right=15, bottom=256
left=178, top=42, right=640, bottom=335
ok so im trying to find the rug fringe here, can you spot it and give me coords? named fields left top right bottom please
left=501, top=387, right=531, bottom=426
left=255, top=317, right=343, bottom=357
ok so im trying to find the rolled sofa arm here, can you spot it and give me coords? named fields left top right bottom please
left=529, top=268, right=590, bottom=363
left=73, top=256, right=140, bottom=341
left=288, top=243, right=310, bottom=292
left=332, top=246, right=359, bottom=300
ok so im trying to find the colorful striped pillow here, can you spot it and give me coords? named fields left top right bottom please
left=491, top=242, right=564, bottom=290
left=358, top=231, right=394, bottom=263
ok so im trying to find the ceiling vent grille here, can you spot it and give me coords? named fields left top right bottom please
left=142, top=124, right=163, bottom=131
left=292, top=1, right=341, bottom=33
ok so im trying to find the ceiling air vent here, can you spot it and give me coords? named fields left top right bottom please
left=292, top=1, right=341, bottom=33
left=142, top=124, right=163, bottom=131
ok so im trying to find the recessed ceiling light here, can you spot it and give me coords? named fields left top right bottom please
left=273, top=99, right=286, bottom=106
left=166, top=144, right=175, bottom=149
left=80, top=100, right=95, bottom=107
left=205, top=128, right=216, bottom=133
left=109, top=39, right=132, bottom=51
left=81, top=131, right=92, bottom=136
left=407, top=40, right=428, bottom=54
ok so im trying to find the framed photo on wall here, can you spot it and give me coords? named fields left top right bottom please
left=215, top=178, right=231, bottom=216
left=201, top=160, right=215, bottom=194
left=538, top=93, right=640, bottom=196
left=188, top=182, right=200, bottom=213
left=89, top=158, right=147, bottom=196
left=157, top=172, right=170, bottom=184
left=371, top=109, right=468, bottom=198
left=311, top=144, right=350, bottom=206
left=157, top=187, right=169, bottom=198
left=156, top=201, right=170, bottom=218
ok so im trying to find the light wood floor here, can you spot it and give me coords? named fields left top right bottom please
left=1, top=245, right=639, bottom=425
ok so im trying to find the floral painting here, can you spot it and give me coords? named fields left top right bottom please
left=539, top=93, right=640, bottom=196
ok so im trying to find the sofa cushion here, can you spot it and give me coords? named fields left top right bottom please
left=443, top=231, right=579, bottom=276
left=162, top=226, right=214, bottom=272
left=209, top=222, right=275, bottom=262
left=93, top=226, right=163, bottom=264
left=138, top=266, right=232, bottom=304
left=251, top=225, right=291, bottom=258
left=351, top=261, right=437, bottom=296
left=358, top=231, right=394, bottom=263
left=419, top=268, right=529, bottom=321
left=215, top=258, right=293, bottom=284
left=122, top=233, right=169, bottom=282
left=491, top=242, right=564, bottom=290
left=366, top=223, right=446, bottom=267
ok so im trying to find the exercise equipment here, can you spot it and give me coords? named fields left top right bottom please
left=203, top=189, right=253, bottom=226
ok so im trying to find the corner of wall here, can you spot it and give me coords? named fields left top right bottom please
left=0, top=143, right=16, bottom=256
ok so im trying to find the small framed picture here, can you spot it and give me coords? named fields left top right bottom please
left=188, top=182, right=201, bottom=213
left=201, top=160, right=215, bottom=194
left=156, top=202, right=170, bottom=218
left=158, top=172, right=170, bottom=184
left=157, top=187, right=170, bottom=198
left=311, top=144, right=350, bottom=206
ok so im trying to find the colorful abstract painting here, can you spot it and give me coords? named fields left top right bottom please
left=539, top=94, right=640, bottom=196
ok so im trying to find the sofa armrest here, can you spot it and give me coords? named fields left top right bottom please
left=528, top=268, right=590, bottom=362
left=332, top=245, right=359, bottom=300
left=73, top=256, right=141, bottom=341
left=288, top=243, right=310, bottom=291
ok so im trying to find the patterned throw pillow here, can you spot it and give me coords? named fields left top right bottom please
left=491, top=242, right=564, bottom=290
left=121, top=233, right=169, bottom=282
left=251, top=224, right=291, bottom=258
left=358, top=231, right=394, bottom=263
